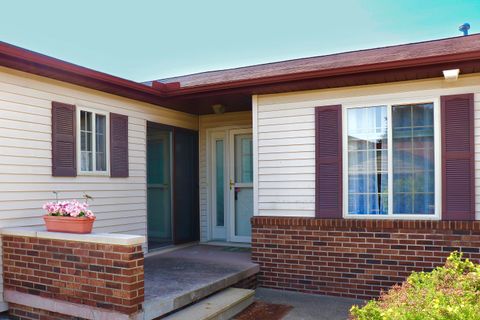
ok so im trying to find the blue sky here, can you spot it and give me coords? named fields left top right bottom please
left=1, top=0, right=479, bottom=82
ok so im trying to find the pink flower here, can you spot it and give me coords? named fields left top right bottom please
left=43, top=199, right=95, bottom=218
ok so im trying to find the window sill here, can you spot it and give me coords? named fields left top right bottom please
left=77, top=171, right=110, bottom=177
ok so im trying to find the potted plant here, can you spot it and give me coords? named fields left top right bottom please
left=43, top=194, right=96, bottom=234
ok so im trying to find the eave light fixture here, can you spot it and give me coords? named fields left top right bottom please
left=212, top=104, right=225, bottom=114
left=443, top=69, right=460, bottom=81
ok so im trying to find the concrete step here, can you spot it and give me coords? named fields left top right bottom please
left=163, top=288, right=255, bottom=320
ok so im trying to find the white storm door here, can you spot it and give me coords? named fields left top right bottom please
left=229, top=129, right=253, bottom=243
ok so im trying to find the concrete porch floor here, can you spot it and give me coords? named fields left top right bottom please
left=141, top=245, right=259, bottom=320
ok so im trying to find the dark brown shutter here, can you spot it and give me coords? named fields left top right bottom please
left=51, top=101, right=76, bottom=177
left=315, top=105, right=343, bottom=218
left=110, top=113, right=129, bottom=177
left=441, top=93, right=475, bottom=220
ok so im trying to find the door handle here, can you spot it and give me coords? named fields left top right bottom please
left=229, top=179, right=235, bottom=190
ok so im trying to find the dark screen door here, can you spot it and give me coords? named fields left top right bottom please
left=147, top=126, right=173, bottom=249
left=173, top=128, right=199, bottom=244
left=147, top=123, right=199, bottom=249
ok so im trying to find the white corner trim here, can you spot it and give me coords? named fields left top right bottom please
left=252, top=95, right=259, bottom=216
left=1, top=227, right=145, bottom=246
left=4, top=289, right=134, bottom=320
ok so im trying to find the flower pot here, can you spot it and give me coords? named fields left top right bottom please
left=43, top=215, right=96, bottom=234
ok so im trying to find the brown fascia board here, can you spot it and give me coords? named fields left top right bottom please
left=0, top=41, right=192, bottom=112
left=0, top=41, right=156, bottom=94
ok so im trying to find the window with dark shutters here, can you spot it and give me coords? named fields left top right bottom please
left=51, top=101, right=76, bottom=177
left=315, top=105, right=343, bottom=218
left=441, top=93, right=475, bottom=220
left=110, top=113, right=129, bottom=177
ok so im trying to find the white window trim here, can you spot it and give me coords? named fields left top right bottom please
left=342, top=96, right=441, bottom=220
left=76, top=106, right=110, bottom=176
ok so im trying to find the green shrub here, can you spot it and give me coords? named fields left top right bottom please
left=350, top=252, right=480, bottom=320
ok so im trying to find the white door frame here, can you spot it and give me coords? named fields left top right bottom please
left=228, top=128, right=253, bottom=243
left=207, top=126, right=252, bottom=243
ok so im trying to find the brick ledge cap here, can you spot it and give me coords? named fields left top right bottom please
left=1, top=227, right=145, bottom=245
left=251, top=216, right=480, bottom=230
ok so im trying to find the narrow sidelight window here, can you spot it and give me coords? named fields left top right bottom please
left=345, top=102, right=437, bottom=217
left=215, top=139, right=225, bottom=226
left=79, top=109, right=109, bottom=173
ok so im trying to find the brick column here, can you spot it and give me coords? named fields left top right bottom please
left=1, top=229, right=144, bottom=320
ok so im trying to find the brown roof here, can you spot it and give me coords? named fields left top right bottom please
left=149, top=34, right=480, bottom=89
left=1, top=34, right=480, bottom=114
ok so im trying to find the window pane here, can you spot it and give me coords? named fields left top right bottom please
left=215, top=140, right=224, bottom=227
left=412, top=104, right=434, bottom=126
left=86, top=132, right=92, bottom=151
left=82, top=152, right=92, bottom=171
left=80, top=112, right=86, bottom=130
left=347, top=106, right=388, bottom=215
left=80, top=111, right=93, bottom=172
left=394, top=193, right=413, bottom=214
left=235, top=134, right=253, bottom=183
left=95, top=114, right=107, bottom=171
left=392, top=103, right=434, bottom=215
left=86, top=111, right=92, bottom=131
left=349, top=194, right=367, bottom=214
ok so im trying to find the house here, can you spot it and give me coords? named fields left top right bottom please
left=0, top=33, right=480, bottom=311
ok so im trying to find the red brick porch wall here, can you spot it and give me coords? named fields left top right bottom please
left=251, top=217, right=480, bottom=300
left=9, top=303, right=80, bottom=320
left=2, top=235, right=144, bottom=319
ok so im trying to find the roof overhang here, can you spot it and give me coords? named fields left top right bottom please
left=1, top=41, right=480, bottom=115
left=0, top=41, right=191, bottom=112
left=158, top=55, right=480, bottom=114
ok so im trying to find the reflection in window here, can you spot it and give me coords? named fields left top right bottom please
left=346, top=103, right=435, bottom=216
left=392, top=104, right=434, bottom=214
left=347, top=106, right=388, bottom=215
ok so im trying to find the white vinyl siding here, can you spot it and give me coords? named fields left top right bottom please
left=0, top=66, right=197, bottom=311
left=255, top=74, right=480, bottom=219
left=0, top=66, right=196, bottom=232
left=198, top=111, right=252, bottom=242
